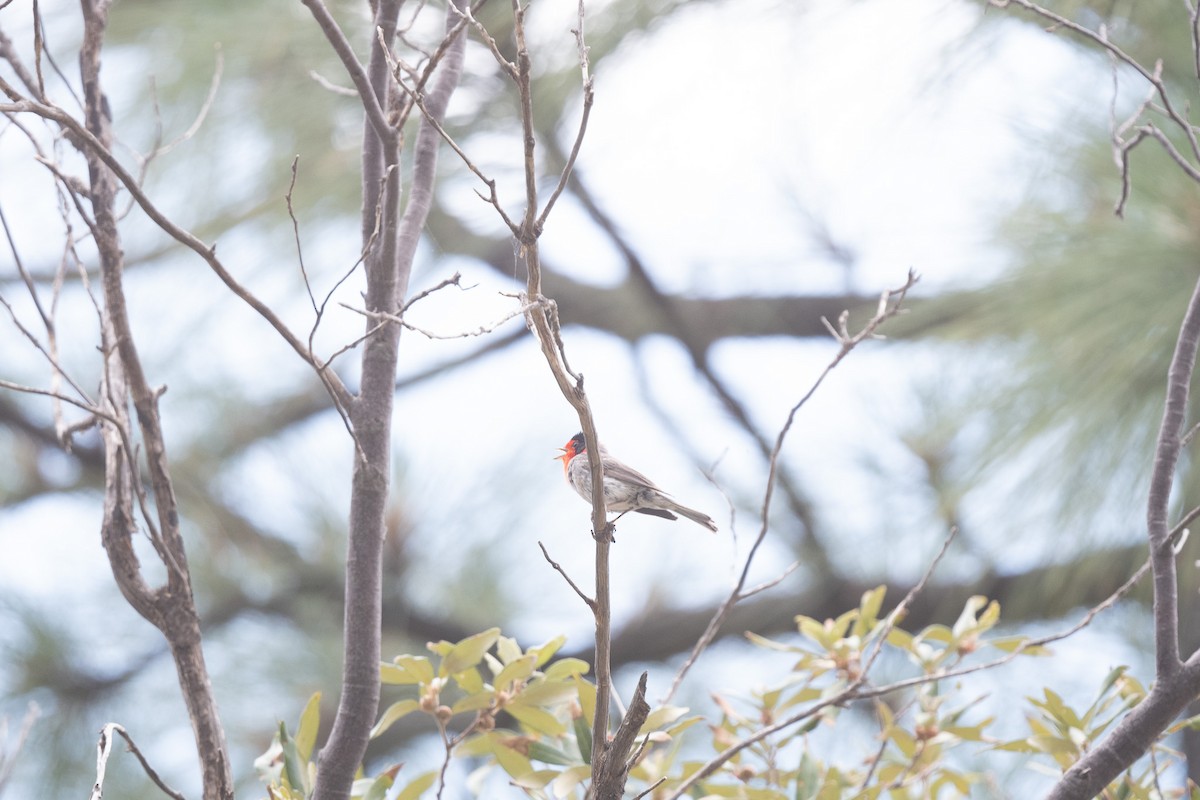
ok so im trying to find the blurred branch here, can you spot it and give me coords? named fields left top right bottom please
left=0, top=89, right=353, bottom=413
left=0, top=702, right=39, bottom=798
left=665, top=526, right=952, bottom=799
left=664, top=271, right=917, bottom=703
left=560, top=165, right=827, bottom=557
left=573, top=539, right=1152, bottom=669
left=990, top=0, right=1200, bottom=217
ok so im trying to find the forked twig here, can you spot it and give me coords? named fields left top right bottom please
left=538, top=540, right=595, bottom=610
left=91, top=724, right=186, bottom=800
left=663, top=270, right=919, bottom=703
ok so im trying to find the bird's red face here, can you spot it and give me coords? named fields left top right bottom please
left=554, top=433, right=587, bottom=477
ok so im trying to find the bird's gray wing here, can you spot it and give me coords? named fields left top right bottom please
left=602, top=456, right=670, bottom=494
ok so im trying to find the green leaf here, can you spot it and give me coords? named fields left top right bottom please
left=279, top=721, right=306, bottom=794
left=371, top=700, right=422, bottom=739
left=440, top=628, right=501, bottom=676
left=640, top=705, right=689, bottom=734
left=453, top=733, right=492, bottom=757
left=831, top=609, right=857, bottom=640
left=527, top=741, right=579, bottom=766
left=531, top=635, right=567, bottom=667
left=509, top=703, right=567, bottom=736
left=889, top=725, right=917, bottom=758
left=295, top=692, right=321, bottom=762
left=551, top=765, right=591, bottom=796
left=1026, top=734, right=1080, bottom=756
left=454, top=667, right=484, bottom=694
left=451, top=690, right=495, bottom=714
left=797, top=616, right=832, bottom=649
left=665, top=715, right=703, bottom=738
left=853, top=585, right=887, bottom=638
left=988, top=636, right=1049, bottom=656
left=1097, top=665, right=1129, bottom=698
left=382, top=655, right=434, bottom=685
left=488, top=733, right=534, bottom=779
left=952, top=596, right=988, bottom=637
left=795, top=751, right=820, bottom=800
left=931, top=769, right=973, bottom=796
left=1167, top=712, right=1200, bottom=733
left=395, top=770, right=438, bottom=800
left=510, top=769, right=559, bottom=790
left=918, top=624, right=954, bottom=645
left=360, top=768, right=397, bottom=800
left=495, top=654, right=536, bottom=692
left=746, top=631, right=801, bottom=652
left=574, top=714, right=592, bottom=765
left=350, top=778, right=377, bottom=798
left=992, top=739, right=1041, bottom=753
left=517, top=678, right=578, bottom=706
left=496, top=635, right=523, bottom=666
left=1036, top=688, right=1083, bottom=729
left=543, top=657, right=591, bottom=680
left=885, top=628, right=915, bottom=651
left=781, top=686, right=822, bottom=709
left=976, top=599, right=1001, bottom=630
left=944, top=717, right=994, bottom=742
left=574, top=676, right=596, bottom=727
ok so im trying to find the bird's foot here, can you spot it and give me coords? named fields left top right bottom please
left=590, top=523, right=617, bottom=543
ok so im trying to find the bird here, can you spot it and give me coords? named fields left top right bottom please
left=555, top=432, right=718, bottom=532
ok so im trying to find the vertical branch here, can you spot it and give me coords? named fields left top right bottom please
left=395, top=0, right=468, bottom=306
left=1047, top=274, right=1200, bottom=800
left=310, top=1, right=402, bottom=798
left=1144, top=279, right=1200, bottom=676
left=503, top=0, right=614, bottom=784
left=77, top=0, right=232, bottom=798
left=308, top=2, right=465, bottom=799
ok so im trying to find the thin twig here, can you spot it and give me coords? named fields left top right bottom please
left=298, top=0, right=393, bottom=143
left=663, top=270, right=918, bottom=704
left=0, top=89, right=354, bottom=409
left=286, top=156, right=318, bottom=315
left=538, top=540, right=595, bottom=610
left=400, top=271, right=465, bottom=313
left=664, top=528, right=1145, bottom=800
left=861, top=527, right=959, bottom=676
left=343, top=296, right=537, bottom=340
left=991, top=0, right=1200, bottom=217
left=534, top=0, right=593, bottom=230
left=388, top=66, right=518, bottom=233
left=633, top=777, right=666, bottom=799
left=91, top=724, right=187, bottom=800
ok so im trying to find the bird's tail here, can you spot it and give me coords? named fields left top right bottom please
left=665, top=500, right=718, bottom=532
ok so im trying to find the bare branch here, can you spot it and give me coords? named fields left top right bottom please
left=285, top=156, right=319, bottom=315
left=91, top=724, right=187, bottom=800
left=993, top=0, right=1200, bottom=217
left=535, top=0, right=594, bottom=230
left=663, top=270, right=918, bottom=703
left=861, top=527, right=958, bottom=676
left=538, top=540, right=596, bottom=610
left=0, top=89, right=353, bottom=409
left=344, top=295, right=537, bottom=341
left=0, top=702, right=40, bottom=796
left=298, top=0, right=393, bottom=144
left=389, top=66, right=519, bottom=234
